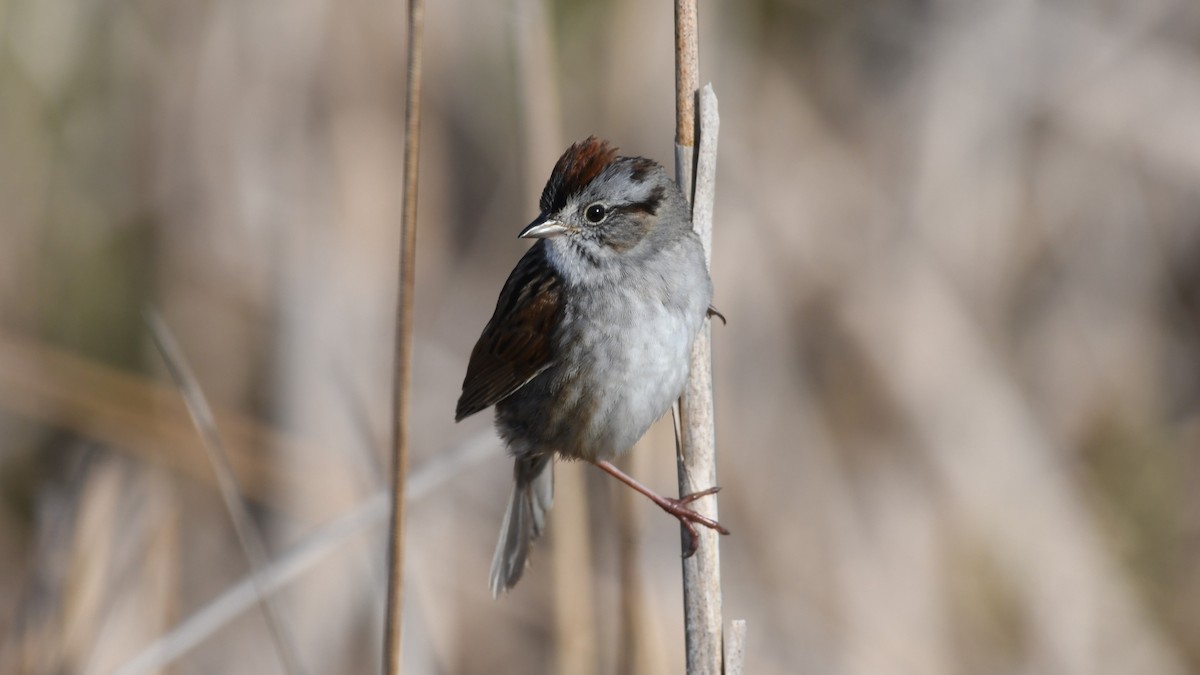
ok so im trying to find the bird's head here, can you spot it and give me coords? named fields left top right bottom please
left=519, top=137, right=689, bottom=261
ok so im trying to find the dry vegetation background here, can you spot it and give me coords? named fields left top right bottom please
left=3, top=0, right=1200, bottom=673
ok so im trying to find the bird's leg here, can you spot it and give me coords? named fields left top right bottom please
left=593, top=459, right=729, bottom=557
left=706, top=304, right=726, bottom=325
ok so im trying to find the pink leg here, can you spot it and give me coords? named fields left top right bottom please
left=593, top=459, right=729, bottom=557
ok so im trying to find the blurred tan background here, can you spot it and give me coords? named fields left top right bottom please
left=3, top=0, right=1200, bottom=673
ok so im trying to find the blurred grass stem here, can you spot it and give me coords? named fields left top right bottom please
left=111, top=432, right=497, bottom=675
left=145, top=312, right=307, bottom=675
left=0, top=330, right=333, bottom=514
left=383, top=0, right=425, bottom=673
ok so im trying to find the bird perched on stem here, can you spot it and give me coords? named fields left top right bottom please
left=456, top=136, right=728, bottom=597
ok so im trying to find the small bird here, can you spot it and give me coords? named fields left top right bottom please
left=456, top=136, right=728, bottom=596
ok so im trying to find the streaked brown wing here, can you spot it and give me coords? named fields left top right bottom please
left=455, top=242, right=563, bottom=421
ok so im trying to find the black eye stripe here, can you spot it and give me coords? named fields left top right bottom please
left=618, top=186, right=665, bottom=217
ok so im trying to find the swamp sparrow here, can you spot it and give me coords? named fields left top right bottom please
left=456, top=137, right=728, bottom=596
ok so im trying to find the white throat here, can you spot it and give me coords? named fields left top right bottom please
left=543, top=237, right=621, bottom=287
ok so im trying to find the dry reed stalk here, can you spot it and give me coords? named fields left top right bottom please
left=15, top=457, right=176, bottom=673
left=550, top=462, right=597, bottom=674
left=615, top=453, right=643, bottom=675
left=615, top=440, right=665, bottom=675
left=674, top=0, right=725, bottom=662
left=0, top=330, right=336, bottom=514
left=145, top=312, right=306, bottom=675
left=383, top=0, right=425, bottom=672
left=674, top=0, right=699, bottom=152
left=724, top=619, right=746, bottom=675
left=111, top=432, right=497, bottom=675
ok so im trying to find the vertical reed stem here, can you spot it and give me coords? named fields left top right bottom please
left=383, top=0, right=424, bottom=672
left=674, top=0, right=699, bottom=150
left=674, top=1, right=724, bottom=670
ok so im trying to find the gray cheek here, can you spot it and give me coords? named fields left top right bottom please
left=601, top=216, right=653, bottom=254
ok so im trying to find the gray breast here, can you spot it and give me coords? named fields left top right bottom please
left=497, top=235, right=711, bottom=462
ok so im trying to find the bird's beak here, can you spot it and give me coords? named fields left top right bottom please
left=518, top=214, right=568, bottom=239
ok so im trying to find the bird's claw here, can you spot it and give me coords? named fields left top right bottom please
left=665, top=487, right=730, bottom=558
left=706, top=304, right=727, bottom=325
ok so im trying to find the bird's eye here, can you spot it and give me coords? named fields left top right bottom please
left=585, top=203, right=607, bottom=223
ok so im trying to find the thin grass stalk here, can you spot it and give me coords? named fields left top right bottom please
left=145, top=312, right=306, bottom=675
left=0, top=329, right=332, bottom=511
left=615, top=447, right=651, bottom=674
left=337, top=372, right=394, bottom=622
left=115, top=493, right=389, bottom=675
left=383, top=0, right=425, bottom=672
left=674, top=0, right=699, bottom=152
left=111, top=432, right=497, bottom=675
left=673, top=0, right=724, bottom=666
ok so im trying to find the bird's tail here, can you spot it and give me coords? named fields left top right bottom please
left=489, top=454, right=554, bottom=597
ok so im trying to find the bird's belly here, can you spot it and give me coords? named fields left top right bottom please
left=563, top=302, right=695, bottom=460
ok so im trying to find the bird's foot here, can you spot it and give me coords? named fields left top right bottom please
left=706, top=304, right=727, bottom=325
left=593, top=460, right=730, bottom=558
left=660, top=487, right=730, bottom=558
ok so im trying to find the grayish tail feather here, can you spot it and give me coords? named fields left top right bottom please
left=489, top=455, right=554, bottom=597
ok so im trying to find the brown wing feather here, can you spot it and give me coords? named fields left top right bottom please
left=456, top=242, right=563, bottom=421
